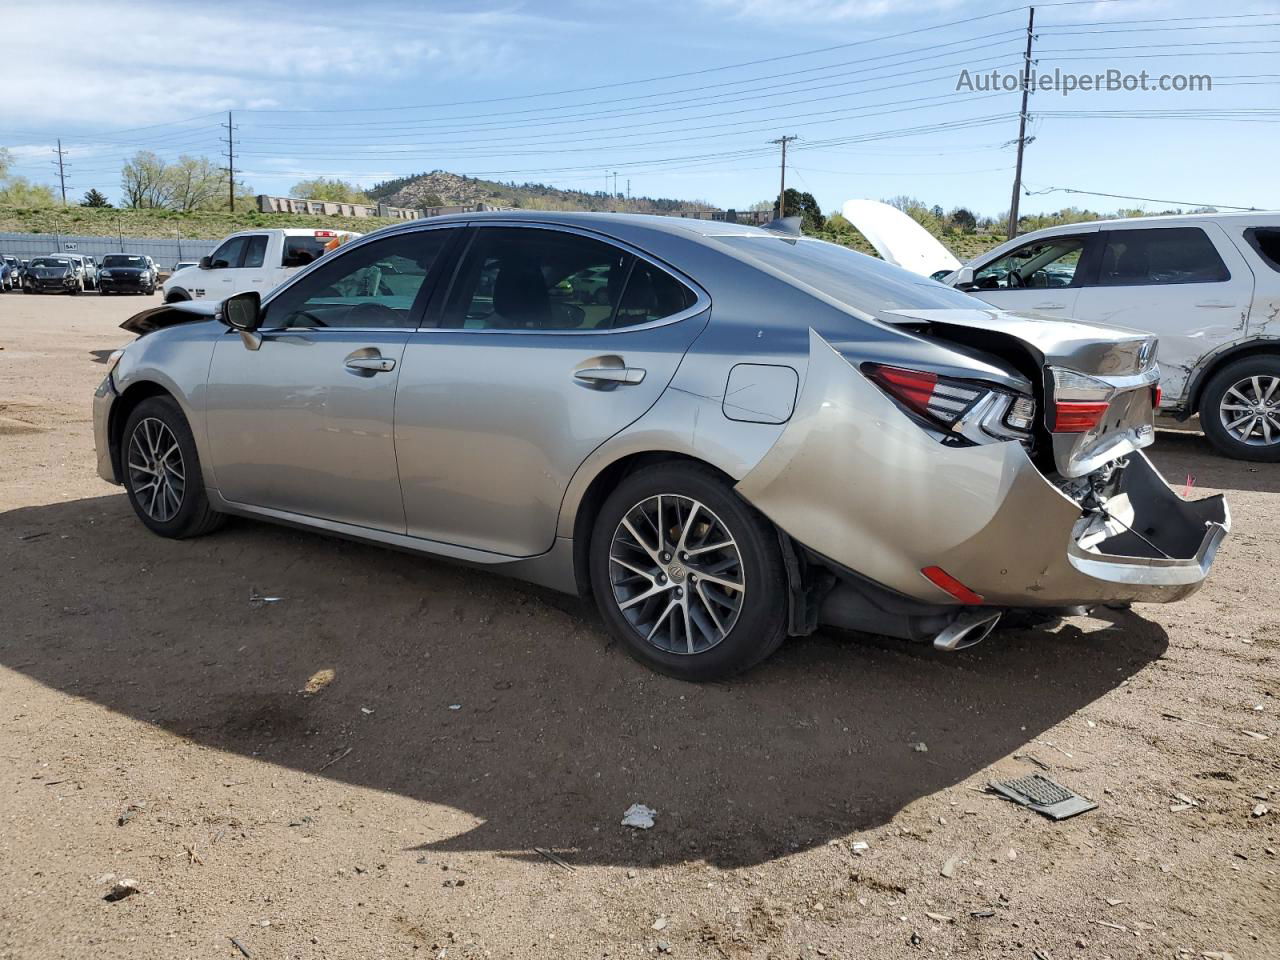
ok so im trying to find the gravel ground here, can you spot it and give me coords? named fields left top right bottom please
left=1, top=291, right=1277, bottom=960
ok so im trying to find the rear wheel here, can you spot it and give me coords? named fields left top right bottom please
left=121, top=396, right=224, bottom=538
left=588, top=462, right=787, bottom=681
left=1200, top=356, right=1280, bottom=462
left=165, top=288, right=191, bottom=303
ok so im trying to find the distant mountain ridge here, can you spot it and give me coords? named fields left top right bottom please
left=368, top=169, right=721, bottom=215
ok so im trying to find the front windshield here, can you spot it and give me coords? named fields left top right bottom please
left=31, top=258, right=70, bottom=268
left=716, top=235, right=981, bottom=319
left=103, top=255, right=146, bottom=268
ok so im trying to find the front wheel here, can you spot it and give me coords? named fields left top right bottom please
left=588, top=462, right=787, bottom=681
left=1200, top=356, right=1280, bottom=462
left=121, top=396, right=224, bottom=538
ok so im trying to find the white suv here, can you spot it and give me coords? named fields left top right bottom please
left=163, top=228, right=360, bottom=305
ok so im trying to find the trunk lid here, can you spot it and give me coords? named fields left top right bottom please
left=883, top=307, right=1159, bottom=477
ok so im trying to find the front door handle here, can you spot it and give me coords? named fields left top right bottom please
left=1194, top=300, right=1234, bottom=309
left=345, top=354, right=396, bottom=374
left=1033, top=302, right=1065, bottom=310
left=574, top=366, right=646, bottom=386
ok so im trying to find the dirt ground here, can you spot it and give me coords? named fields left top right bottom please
left=0, top=291, right=1276, bottom=960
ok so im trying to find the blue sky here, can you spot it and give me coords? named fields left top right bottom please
left=2, top=0, right=1277, bottom=217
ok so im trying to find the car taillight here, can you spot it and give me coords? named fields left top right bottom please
left=864, top=364, right=1034, bottom=445
left=1049, top=367, right=1116, bottom=434
left=1153, top=384, right=1162, bottom=410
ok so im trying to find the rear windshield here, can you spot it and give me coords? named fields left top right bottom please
left=715, top=235, right=980, bottom=318
left=102, top=255, right=146, bottom=268
left=282, top=237, right=331, bottom=268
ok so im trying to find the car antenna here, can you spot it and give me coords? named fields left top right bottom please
left=761, top=216, right=803, bottom=236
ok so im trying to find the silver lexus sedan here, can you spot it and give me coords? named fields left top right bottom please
left=94, top=212, right=1229, bottom=680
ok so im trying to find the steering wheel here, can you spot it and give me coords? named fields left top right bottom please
left=285, top=310, right=327, bottom=328
left=346, top=302, right=401, bottom=326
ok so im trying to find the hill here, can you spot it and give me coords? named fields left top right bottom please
left=369, top=170, right=718, bottom=216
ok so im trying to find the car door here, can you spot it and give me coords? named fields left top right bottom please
left=395, top=224, right=710, bottom=557
left=1071, top=224, right=1255, bottom=407
left=198, top=234, right=248, bottom=300
left=964, top=228, right=1098, bottom=317
left=204, top=227, right=456, bottom=531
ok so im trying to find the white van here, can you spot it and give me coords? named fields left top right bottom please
left=844, top=202, right=1280, bottom=461
left=163, top=228, right=361, bottom=305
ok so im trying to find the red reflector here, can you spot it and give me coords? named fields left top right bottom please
left=1053, top=400, right=1109, bottom=433
left=1153, top=384, right=1162, bottom=409
left=869, top=365, right=938, bottom=416
left=921, top=566, right=985, bottom=605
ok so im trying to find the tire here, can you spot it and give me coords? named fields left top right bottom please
left=588, top=462, right=788, bottom=681
left=1200, top=355, right=1280, bottom=462
left=121, top=395, right=224, bottom=538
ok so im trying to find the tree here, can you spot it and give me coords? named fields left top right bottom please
left=0, top=147, right=11, bottom=180
left=121, top=151, right=174, bottom=208
left=168, top=155, right=225, bottom=211
left=291, top=177, right=370, bottom=203
left=80, top=188, right=111, bottom=207
left=948, top=207, right=977, bottom=234
left=420, top=192, right=445, bottom=207
left=774, top=188, right=825, bottom=232
left=0, top=178, right=56, bottom=207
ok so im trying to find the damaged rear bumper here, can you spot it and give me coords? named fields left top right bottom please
left=735, top=332, right=1229, bottom=613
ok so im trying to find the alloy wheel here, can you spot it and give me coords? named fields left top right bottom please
left=608, top=494, right=745, bottom=655
left=127, top=417, right=186, bottom=522
left=1219, top=374, right=1280, bottom=446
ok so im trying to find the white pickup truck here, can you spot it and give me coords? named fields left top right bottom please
left=163, top=228, right=361, bottom=303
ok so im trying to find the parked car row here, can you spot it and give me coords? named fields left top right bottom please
left=2, top=253, right=172, bottom=296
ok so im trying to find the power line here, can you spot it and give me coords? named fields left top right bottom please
left=1023, top=183, right=1259, bottom=211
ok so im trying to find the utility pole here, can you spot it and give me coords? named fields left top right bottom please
left=221, top=111, right=238, bottom=212
left=52, top=139, right=70, bottom=205
left=627, top=179, right=631, bottom=202
left=769, top=136, right=798, bottom=219
left=1006, top=7, right=1036, bottom=240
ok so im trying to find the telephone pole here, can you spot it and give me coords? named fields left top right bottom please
left=1006, top=7, right=1036, bottom=240
left=769, top=135, right=798, bottom=219
left=221, top=111, right=238, bottom=212
left=52, top=139, right=70, bottom=205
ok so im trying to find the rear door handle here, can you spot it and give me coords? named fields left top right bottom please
left=345, top=355, right=396, bottom=373
left=1195, top=300, right=1234, bottom=309
left=574, top=366, right=646, bottom=386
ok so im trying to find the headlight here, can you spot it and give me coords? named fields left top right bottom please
left=105, top=349, right=125, bottom=376
left=100, top=270, right=112, bottom=278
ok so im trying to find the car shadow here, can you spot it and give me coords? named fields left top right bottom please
left=1151, top=429, right=1280, bottom=495
left=1, top=493, right=1168, bottom=869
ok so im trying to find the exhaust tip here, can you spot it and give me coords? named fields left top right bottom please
left=933, top=610, right=1002, bottom=652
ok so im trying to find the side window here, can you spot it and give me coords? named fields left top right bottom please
left=262, top=230, right=450, bottom=330
left=614, top=260, right=698, bottom=328
left=973, top=236, right=1087, bottom=290
left=242, top=235, right=269, bottom=269
left=442, top=228, right=632, bottom=330
left=1245, top=227, right=1280, bottom=273
left=209, top=236, right=246, bottom=270
left=1097, top=228, right=1230, bottom=286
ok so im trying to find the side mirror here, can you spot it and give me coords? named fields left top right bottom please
left=198, top=256, right=212, bottom=270
left=951, top=265, right=975, bottom=291
left=222, top=291, right=263, bottom=350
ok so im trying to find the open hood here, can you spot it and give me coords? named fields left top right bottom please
left=841, top=199, right=961, bottom=278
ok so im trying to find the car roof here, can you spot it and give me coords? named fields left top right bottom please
left=411, top=209, right=773, bottom=239
left=1017, top=210, right=1280, bottom=238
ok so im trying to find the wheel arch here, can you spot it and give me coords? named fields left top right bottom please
left=1186, top=338, right=1280, bottom=415
left=164, top=287, right=192, bottom=303
left=568, top=450, right=737, bottom=599
left=107, top=380, right=178, bottom=481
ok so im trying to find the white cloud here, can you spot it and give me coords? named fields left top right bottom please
left=699, top=0, right=964, bottom=24
left=0, top=1, right=556, bottom=130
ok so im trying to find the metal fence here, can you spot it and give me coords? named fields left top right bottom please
left=0, top=232, right=217, bottom=268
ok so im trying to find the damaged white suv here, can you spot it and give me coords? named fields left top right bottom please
left=846, top=203, right=1280, bottom=461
